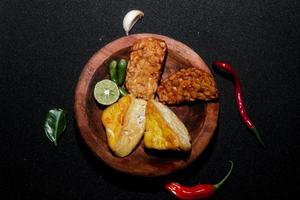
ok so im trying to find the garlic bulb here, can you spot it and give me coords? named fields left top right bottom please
left=123, top=10, right=144, bottom=35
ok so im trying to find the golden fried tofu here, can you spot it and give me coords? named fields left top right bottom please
left=125, top=37, right=167, bottom=100
left=144, top=99, right=191, bottom=151
left=101, top=95, right=147, bottom=157
left=157, top=67, right=219, bottom=104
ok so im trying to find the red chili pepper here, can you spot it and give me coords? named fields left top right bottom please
left=212, top=61, right=265, bottom=147
left=165, top=161, right=234, bottom=200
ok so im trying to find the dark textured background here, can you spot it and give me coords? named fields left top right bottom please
left=1, top=0, right=299, bottom=199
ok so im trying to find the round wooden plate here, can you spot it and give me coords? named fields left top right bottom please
left=74, top=33, right=219, bottom=177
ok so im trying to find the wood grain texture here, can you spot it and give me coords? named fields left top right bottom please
left=74, top=33, right=219, bottom=177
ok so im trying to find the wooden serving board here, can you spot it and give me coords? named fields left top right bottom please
left=74, top=33, right=219, bottom=176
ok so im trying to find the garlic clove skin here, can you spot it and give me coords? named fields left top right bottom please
left=123, top=10, right=144, bottom=35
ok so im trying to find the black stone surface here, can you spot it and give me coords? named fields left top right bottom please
left=1, top=0, right=299, bottom=199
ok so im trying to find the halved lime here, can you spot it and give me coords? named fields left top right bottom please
left=94, top=79, right=120, bottom=105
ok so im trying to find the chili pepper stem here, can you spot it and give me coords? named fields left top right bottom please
left=250, top=126, right=266, bottom=148
left=214, top=160, right=234, bottom=190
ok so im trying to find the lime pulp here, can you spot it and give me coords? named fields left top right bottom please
left=94, top=79, right=120, bottom=105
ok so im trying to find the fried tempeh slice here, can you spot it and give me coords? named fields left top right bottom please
left=157, top=67, right=218, bottom=104
left=125, top=37, right=167, bottom=100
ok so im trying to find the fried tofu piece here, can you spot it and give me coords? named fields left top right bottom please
left=101, top=95, right=147, bottom=157
left=125, top=37, right=167, bottom=100
left=144, top=99, right=191, bottom=151
left=157, top=67, right=218, bottom=104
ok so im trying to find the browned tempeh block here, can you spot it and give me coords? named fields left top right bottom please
left=125, top=37, right=167, bottom=100
left=157, top=67, right=219, bottom=104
